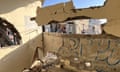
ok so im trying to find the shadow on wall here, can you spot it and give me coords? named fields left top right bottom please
left=0, top=34, right=43, bottom=72
left=0, top=0, right=38, bottom=14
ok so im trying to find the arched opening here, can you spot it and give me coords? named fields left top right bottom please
left=0, top=17, right=21, bottom=48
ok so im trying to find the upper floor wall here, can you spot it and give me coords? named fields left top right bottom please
left=0, top=0, right=42, bottom=43
left=36, top=0, right=120, bottom=37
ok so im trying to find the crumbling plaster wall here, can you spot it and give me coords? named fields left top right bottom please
left=43, top=33, right=120, bottom=72
left=75, top=0, right=120, bottom=37
left=36, top=1, right=74, bottom=25
left=36, top=0, right=120, bottom=37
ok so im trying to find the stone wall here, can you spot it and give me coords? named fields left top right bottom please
left=43, top=33, right=120, bottom=72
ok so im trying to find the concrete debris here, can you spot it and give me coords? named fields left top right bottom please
left=30, top=60, right=42, bottom=69
left=22, top=51, right=97, bottom=72
left=42, top=51, right=58, bottom=64
left=85, top=62, right=92, bottom=67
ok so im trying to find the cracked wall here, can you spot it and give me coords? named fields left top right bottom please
left=43, top=33, right=120, bottom=72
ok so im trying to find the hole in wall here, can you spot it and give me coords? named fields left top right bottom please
left=0, top=17, right=21, bottom=48
left=43, top=18, right=107, bottom=35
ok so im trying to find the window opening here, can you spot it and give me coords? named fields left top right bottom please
left=43, top=19, right=107, bottom=35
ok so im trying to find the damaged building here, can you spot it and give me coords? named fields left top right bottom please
left=0, top=0, right=120, bottom=72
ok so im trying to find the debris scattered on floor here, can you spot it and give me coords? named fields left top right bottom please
left=22, top=51, right=98, bottom=72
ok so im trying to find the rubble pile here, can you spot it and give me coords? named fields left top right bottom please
left=22, top=52, right=97, bottom=72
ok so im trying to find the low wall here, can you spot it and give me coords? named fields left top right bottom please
left=43, top=33, right=120, bottom=72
